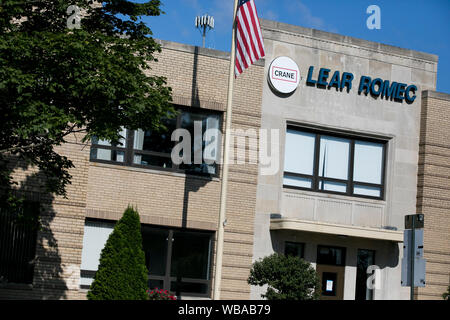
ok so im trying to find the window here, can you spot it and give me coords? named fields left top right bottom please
left=355, top=249, right=376, bottom=300
left=318, top=136, right=350, bottom=193
left=317, top=245, right=346, bottom=266
left=90, top=107, right=222, bottom=175
left=353, top=142, right=384, bottom=197
left=284, top=130, right=315, bottom=188
left=143, top=226, right=213, bottom=297
left=0, top=202, right=39, bottom=284
left=79, top=220, right=214, bottom=297
left=90, top=127, right=127, bottom=163
left=178, top=111, right=221, bottom=174
left=80, top=220, right=114, bottom=288
left=321, top=272, right=338, bottom=296
left=284, top=241, right=304, bottom=259
left=133, top=115, right=177, bottom=169
left=283, top=125, right=386, bottom=199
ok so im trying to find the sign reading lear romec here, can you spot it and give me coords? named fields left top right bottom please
left=267, top=56, right=418, bottom=103
left=268, top=56, right=300, bottom=94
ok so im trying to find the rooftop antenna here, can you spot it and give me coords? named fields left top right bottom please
left=195, top=14, right=214, bottom=48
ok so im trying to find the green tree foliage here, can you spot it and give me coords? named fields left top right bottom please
left=248, top=253, right=321, bottom=300
left=443, top=285, right=450, bottom=300
left=87, top=206, right=148, bottom=300
left=0, top=1, right=173, bottom=208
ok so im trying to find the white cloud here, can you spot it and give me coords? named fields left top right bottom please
left=181, top=0, right=203, bottom=13
left=294, top=1, right=325, bottom=29
left=287, top=1, right=338, bottom=33
left=208, top=0, right=234, bottom=34
left=262, top=10, right=279, bottom=21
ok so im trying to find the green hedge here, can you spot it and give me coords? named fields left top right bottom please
left=87, top=206, right=148, bottom=300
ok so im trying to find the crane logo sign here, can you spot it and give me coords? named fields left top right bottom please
left=268, top=56, right=300, bottom=95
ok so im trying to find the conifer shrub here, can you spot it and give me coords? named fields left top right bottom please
left=87, top=206, right=148, bottom=300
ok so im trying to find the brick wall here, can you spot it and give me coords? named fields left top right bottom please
left=416, top=90, right=450, bottom=300
left=0, top=131, right=90, bottom=299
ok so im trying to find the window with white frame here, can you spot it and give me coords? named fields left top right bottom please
left=79, top=220, right=114, bottom=289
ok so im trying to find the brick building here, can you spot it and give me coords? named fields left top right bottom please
left=416, top=91, right=450, bottom=299
left=0, top=40, right=265, bottom=300
left=0, top=19, right=448, bottom=300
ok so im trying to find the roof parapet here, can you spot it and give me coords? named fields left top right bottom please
left=260, top=18, right=438, bottom=63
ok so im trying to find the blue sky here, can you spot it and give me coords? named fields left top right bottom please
left=138, top=0, right=450, bottom=93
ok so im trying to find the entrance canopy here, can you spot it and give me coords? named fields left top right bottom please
left=270, top=218, right=403, bottom=242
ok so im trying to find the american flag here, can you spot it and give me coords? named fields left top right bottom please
left=235, top=0, right=265, bottom=76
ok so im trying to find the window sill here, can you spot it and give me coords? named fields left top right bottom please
left=282, top=186, right=386, bottom=205
left=177, top=295, right=212, bottom=300
left=78, top=288, right=89, bottom=294
left=90, top=161, right=220, bottom=183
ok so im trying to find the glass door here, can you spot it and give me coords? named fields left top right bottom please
left=316, top=245, right=346, bottom=300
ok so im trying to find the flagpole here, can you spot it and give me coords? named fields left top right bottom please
left=213, top=0, right=239, bottom=301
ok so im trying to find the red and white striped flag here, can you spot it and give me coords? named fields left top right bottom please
left=235, top=0, right=265, bottom=76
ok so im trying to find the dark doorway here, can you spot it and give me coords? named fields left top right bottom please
left=355, top=249, right=376, bottom=300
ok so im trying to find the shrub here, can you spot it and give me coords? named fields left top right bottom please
left=147, top=288, right=177, bottom=300
left=248, top=253, right=321, bottom=300
left=87, top=206, right=148, bottom=300
left=443, top=285, right=450, bottom=300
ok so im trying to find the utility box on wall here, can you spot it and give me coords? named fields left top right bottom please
left=401, top=214, right=426, bottom=287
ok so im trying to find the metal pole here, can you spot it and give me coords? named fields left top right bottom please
left=410, top=217, right=415, bottom=300
left=202, top=25, right=206, bottom=48
left=213, top=0, right=238, bottom=301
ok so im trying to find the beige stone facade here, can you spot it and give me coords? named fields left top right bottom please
left=251, top=19, right=443, bottom=300
left=416, top=91, right=450, bottom=300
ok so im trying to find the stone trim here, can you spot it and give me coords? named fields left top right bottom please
left=85, top=208, right=217, bottom=231
left=422, top=90, right=450, bottom=101
left=260, top=18, right=438, bottom=63
left=157, top=39, right=266, bottom=67
left=270, top=218, right=403, bottom=242
left=171, top=94, right=225, bottom=111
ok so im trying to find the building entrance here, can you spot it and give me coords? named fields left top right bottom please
left=316, top=245, right=346, bottom=300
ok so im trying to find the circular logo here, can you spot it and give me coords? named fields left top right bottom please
left=268, top=56, right=300, bottom=94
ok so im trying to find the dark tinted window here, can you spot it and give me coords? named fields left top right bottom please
left=355, top=249, right=376, bottom=300
left=170, top=231, right=211, bottom=280
left=284, top=242, right=304, bottom=259
left=141, top=226, right=213, bottom=297
left=135, top=116, right=177, bottom=154
left=142, top=227, right=169, bottom=277
left=91, top=107, right=221, bottom=175
left=317, top=246, right=346, bottom=266
left=0, top=202, right=39, bottom=284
